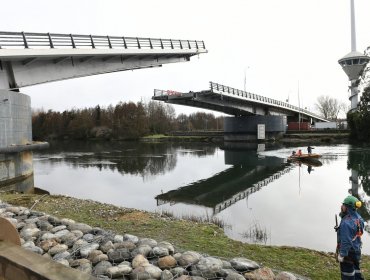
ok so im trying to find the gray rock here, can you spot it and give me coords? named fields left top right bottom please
left=107, top=264, right=133, bottom=278
left=40, top=232, right=57, bottom=241
left=37, top=220, right=53, bottom=231
left=132, top=244, right=152, bottom=257
left=20, top=227, right=40, bottom=239
left=108, top=248, right=131, bottom=263
left=22, top=241, right=35, bottom=248
left=170, top=267, right=186, bottom=277
left=60, top=232, right=78, bottom=247
left=100, top=241, right=115, bottom=253
left=275, top=271, right=297, bottom=280
left=71, top=230, right=84, bottom=239
left=152, top=246, right=169, bottom=257
left=123, top=233, right=139, bottom=244
left=24, top=217, right=39, bottom=224
left=131, top=264, right=162, bottom=280
left=161, top=270, right=173, bottom=280
left=93, top=261, right=113, bottom=276
left=92, top=254, right=109, bottom=264
left=177, top=251, right=202, bottom=267
left=230, top=257, right=260, bottom=272
left=138, top=238, right=157, bottom=248
left=114, top=234, right=124, bottom=243
left=158, top=241, right=175, bottom=255
left=54, top=229, right=71, bottom=238
left=225, top=272, right=245, bottom=280
left=48, top=216, right=61, bottom=226
left=69, top=222, right=92, bottom=233
left=191, top=257, right=223, bottom=278
left=222, top=260, right=233, bottom=269
left=72, top=239, right=88, bottom=251
left=60, top=218, right=75, bottom=226
left=53, top=251, right=71, bottom=260
left=83, top=233, right=95, bottom=242
left=51, top=225, right=67, bottom=233
left=48, top=244, right=68, bottom=256
left=55, top=259, right=70, bottom=267
left=16, top=221, right=26, bottom=230
left=80, top=243, right=100, bottom=258
left=114, top=241, right=136, bottom=250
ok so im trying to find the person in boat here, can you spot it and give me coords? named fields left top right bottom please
left=297, top=149, right=302, bottom=156
left=291, top=151, right=296, bottom=156
left=336, top=195, right=364, bottom=280
left=307, top=146, right=314, bottom=154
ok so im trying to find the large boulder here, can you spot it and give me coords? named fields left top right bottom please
left=244, top=267, right=275, bottom=280
left=275, top=271, right=297, bottom=280
left=191, top=257, right=224, bottom=278
left=177, top=251, right=202, bottom=267
left=230, top=257, right=260, bottom=272
left=130, top=264, right=162, bottom=280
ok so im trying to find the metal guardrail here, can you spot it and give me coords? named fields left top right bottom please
left=0, top=31, right=206, bottom=51
left=209, top=82, right=325, bottom=120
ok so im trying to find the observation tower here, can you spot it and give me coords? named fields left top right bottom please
left=338, top=0, right=370, bottom=110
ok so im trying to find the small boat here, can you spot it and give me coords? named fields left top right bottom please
left=288, top=153, right=322, bottom=161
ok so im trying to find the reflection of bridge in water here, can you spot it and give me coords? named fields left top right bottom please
left=156, top=147, right=293, bottom=214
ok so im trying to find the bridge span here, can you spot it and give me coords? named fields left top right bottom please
left=153, top=81, right=327, bottom=122
left=153, top=82, right=328, bottom=141
left=0, top=31, right=207, bottom=188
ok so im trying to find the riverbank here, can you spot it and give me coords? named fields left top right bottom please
left=1, top=192, right=369, bottom=279
left=139, top=131, right=350, bottom=145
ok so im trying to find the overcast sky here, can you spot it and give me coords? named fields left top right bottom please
left=2, top=0, right=370, bottom=116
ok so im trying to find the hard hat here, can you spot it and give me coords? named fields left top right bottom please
left=343, top=195, right=362, bottom=209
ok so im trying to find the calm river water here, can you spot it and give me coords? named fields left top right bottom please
left=29, top=141, right=370, bottom=254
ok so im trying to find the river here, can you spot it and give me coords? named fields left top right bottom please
left=26, top=141, right=370, bottom=254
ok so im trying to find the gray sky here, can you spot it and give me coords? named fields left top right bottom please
left=2, top=0, right=370, bottom=116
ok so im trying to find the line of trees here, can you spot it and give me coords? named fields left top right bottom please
left=347, top=85, right=370, bottom=141
left=32, top=101, right=224, bottom=141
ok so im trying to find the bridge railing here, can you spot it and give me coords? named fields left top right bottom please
left=210, top=82, right=323, bottom=120
left=0, top=31, right=206, bottom=51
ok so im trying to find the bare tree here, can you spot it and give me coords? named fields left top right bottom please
left=315, top=95, right=346, bottom=120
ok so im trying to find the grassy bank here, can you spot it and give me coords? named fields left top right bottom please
left=1, top=192, right=369, bottom=279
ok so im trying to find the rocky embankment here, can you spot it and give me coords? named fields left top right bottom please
left=0, top=201, right=306, bottom=280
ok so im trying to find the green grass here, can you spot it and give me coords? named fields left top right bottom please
left=1, top=193, right=370, bottom=279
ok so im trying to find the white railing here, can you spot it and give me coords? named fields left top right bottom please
left=0, top=31, right=206, bottom=51
left=210, top=82, right=325, bottom=120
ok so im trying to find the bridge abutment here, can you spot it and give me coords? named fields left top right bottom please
left=224, top=115, right=287, bottom=141
left=0, top=90, right=34, bottom=187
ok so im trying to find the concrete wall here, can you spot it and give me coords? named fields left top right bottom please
left=0, top=90, right=32, bottom=147
left=224, top=115, right=287, bottom=141
left=0, top=152, right=33, bottom=186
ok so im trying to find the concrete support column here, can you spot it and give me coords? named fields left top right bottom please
left=0, top=90, right=33, bottom=186
left=224, top=115, right=287, bottom=142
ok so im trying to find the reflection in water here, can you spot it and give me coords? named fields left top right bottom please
left=35, top=141, right=216, bottom=179
left=156, top=145, right=291, bottom=215
left=19, top=142, right=370, bottom=253
left=347, top=148, right=370, bottom=221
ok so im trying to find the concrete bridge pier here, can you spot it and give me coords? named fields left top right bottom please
left=224, top=115, right=287, bottom=141
left=0, top=90, right=38, bottom=190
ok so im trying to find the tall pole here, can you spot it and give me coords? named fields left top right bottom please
left=350, top=0, right=356, bottom=52
left=298, top=81, right=301, bottom=131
